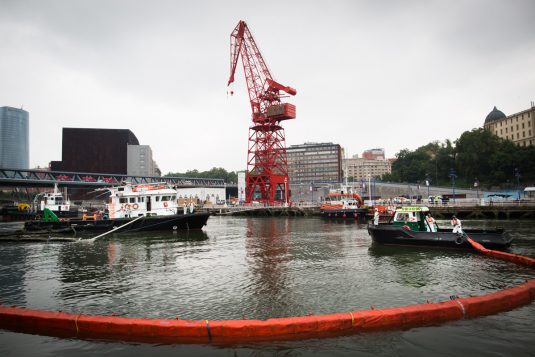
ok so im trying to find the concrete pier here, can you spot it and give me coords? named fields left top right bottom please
left=429, top=205, right=535, bottom=220
left=202, top=203, right=535, bottom=220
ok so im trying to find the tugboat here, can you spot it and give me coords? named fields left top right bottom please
left=320, top=191, right=368, bottom=223
left=33, top=184, right=79, bottom=218
left=24, top=182, right=210, bottom=233
left=367, top=206, right=512, bottom=250
left=1, top=184, right=78, bottom=222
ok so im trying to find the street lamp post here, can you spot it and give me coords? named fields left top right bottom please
left=370, top=177, right=375, bottom=206
left=474, top=177, right=479, bottom=199
left=514, top=168, right=521, bottom=201
left=449, top=168, right=457, bottom=205
left=425, top=174, right=430, bottom=199
left=284, top=177, right=288, bottom=207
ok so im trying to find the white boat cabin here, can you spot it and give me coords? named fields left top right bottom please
left=321, top=192, right=363, bottom=210
left=107, top=183, right=188, bottom=219
left=35, top=184, right=71, bottom=213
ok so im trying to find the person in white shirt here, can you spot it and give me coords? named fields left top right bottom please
left=426, top=214, right=437, bottom=232
left=373, top=208, right=380, bottom=225
left=451, top=215, right=463, bottom=234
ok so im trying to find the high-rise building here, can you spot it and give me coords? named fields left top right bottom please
left=127, top=145, right=160, bottom=177
left=483, top=104, right=535, bottom=147
left=50, top=128, right=139, bottom=174
left=286, top=142, right=342, bottom=184
left=0, top=106, right=29, bottom=169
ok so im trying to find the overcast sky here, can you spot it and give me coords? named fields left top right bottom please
left=1, top=0, right=534, bottom=174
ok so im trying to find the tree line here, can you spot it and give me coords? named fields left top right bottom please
left=165, top=167, right=238, bottom=184
left=382, top=128, right=535, bottom=189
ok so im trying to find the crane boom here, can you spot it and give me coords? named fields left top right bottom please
left=227, top=20, right=297, bottom=205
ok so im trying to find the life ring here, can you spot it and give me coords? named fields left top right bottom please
left=125, top=204, right=131, bottom=209
left=455, top=235, right=465, bottom=245
left=402, top=225, right=411, bottom=231
left=132, top=203, right=139, bottom=210
left=163, top=201, right=168, bottom=208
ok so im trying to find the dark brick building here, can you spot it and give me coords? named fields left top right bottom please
left=50, top=128, right=139, bottom=174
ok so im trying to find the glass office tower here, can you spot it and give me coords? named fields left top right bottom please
left=0, top=106, right=29, bottom=169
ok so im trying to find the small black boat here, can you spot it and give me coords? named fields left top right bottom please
left=367, top=206, right=512, bottom=250
left=24, top=212, right=210, bottom=233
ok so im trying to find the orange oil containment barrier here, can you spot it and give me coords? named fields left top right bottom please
left=467, top=237, right=535, bottom=268
left=0, top=241, right=534, bottom=344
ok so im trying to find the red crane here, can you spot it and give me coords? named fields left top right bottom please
left=227, top=20, right=297, bottom=205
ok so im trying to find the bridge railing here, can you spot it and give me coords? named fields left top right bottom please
left=0, top=168, right=225, bottom=187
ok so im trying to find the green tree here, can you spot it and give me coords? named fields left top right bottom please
left=388, top=129, right=535, bottom=188
left=164, top=167, right=238, bottom=183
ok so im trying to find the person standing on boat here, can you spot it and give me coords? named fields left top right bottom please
left=426, top=214, right=437, bottom=232
left=450, top=215, right=463, bottom=234
left=189, top=202, right=195, bottom=214
left=183, top=202, right=188, bottom=215
left=373, top=208, right=380, bottom=225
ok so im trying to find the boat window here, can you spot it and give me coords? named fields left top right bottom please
left=155, top=196, right=160, bottom=202
left=56, top=198, right=63, bottom=203
left=161, top=196, right=174, bottom=201
left=119, top=198, right=127, bottom=203
left=129, top=197, right=136, bottom=203
left=138, top=197, right=144, bottom=203
left=395, top=212, right=410, bottom=221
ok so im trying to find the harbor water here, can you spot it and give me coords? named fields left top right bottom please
left=0, top=217, right=534, bottom=356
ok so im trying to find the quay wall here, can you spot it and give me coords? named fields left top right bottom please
left=202, top=204, right=535, bottom=219
left=429, top=205, right=535, bottom=220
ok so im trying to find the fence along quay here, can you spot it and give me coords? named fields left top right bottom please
left=0, top=237, right=534, bottom=343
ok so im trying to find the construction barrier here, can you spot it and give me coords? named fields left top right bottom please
left=0, top=241, right=534, bottom=344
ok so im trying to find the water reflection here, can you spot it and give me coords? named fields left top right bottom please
left=0, top=244, right=28, bottom=306
left=367, top=244, right=469, bottom=288
left=244, top=217, right=294, bottom=318
left=54, top=230, right=211, bottom=311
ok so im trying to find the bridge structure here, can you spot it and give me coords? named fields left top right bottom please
left=0, top=167, right=225, bottom=189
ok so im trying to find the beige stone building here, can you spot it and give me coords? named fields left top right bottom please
left=343, top=155, right=391, bottom=180
left=483, top=104, right=535, bottom=147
